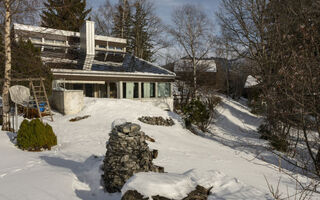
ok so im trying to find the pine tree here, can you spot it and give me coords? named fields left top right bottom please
left=41, top=0, right=91, bottom=32
left=110, top=0, right=160, bottom=61
left=0, top=37, right=53, bottom=95
left=112, top=0, right=131, bottom=39
left=130, top=0, right=154, bottom=61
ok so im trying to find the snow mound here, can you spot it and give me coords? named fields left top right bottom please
left=121, top=172, right=197, bottom=199
left=112, top=118, right=128, bottom=129
left=121, top=169, right=269, bottom=199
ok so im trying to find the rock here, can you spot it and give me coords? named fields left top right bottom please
left=145, top=135, right=156, bottom=142
left=112, top=118, right=127, bottom=129
left=152, top=196, right=171, bottom=200
left=122, top=190, right=148, bottom=200
left=102, top=122, right=164, bottom=193
left=182, top=185, right=212, bottom=200
left=130, top=124, right=141, bottom=132
left=152, top=150, right=158, bottom=159
left=121, top=185, right=212, bottom=200
left=138, top=116, right=175, bottom=126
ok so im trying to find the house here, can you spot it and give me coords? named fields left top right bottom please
left=13, top=21, right=175, bottom=110
left=167, top=57, right=249, bottom=98
left=171, top=57, right=218, bottom=87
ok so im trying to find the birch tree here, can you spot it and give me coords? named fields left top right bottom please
left=168, top=4, right=215, bottom=95
left=1, top=0, right=11, bottom=131
left=0, top=0, right=41, bottom=131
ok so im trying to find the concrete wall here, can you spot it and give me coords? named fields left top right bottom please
left=140, top=97, right=174, bottom=111
left=51, top=90, right=84, bottom=115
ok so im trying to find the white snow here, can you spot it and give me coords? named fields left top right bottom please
left=244, top=75, right=258, bottom=88
left=0, top=97, right=318, bottom=199
left=122, top=169, right=269, bottom=199
left=122, top=172, right=197, bottom=199
left=111, top=118, right=128, bottom=129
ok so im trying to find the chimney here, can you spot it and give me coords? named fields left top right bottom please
left=80, top=21, right=95, bottom=70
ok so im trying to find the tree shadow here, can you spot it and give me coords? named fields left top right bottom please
left=6, top=131, right=17, bottom=145
left=40, top=155, right=121, bottom=200
left=167, top=110, right=185, bottom=127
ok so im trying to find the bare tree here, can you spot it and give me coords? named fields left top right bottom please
left=218, top=0, right=320, bottom=196
left=168, top=4, right=215, bottom=95
left=92, top=0, right=114, bottom=36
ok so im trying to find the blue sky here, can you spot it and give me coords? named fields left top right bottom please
left=87, top=0, right=221, bottom=25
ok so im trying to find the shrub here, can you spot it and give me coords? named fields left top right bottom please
left=182, top=95, right=221, bottom=132
left=258, top=123, right=289, bottom=152
left=17, top=119, right=57, bottom=151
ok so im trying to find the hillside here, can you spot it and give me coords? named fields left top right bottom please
left=0, top=97, right=316, bottom=199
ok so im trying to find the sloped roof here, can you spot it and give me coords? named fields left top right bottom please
left=91, top=54, right=175, bottom=76
left=174, top=58, right=217, bottom=72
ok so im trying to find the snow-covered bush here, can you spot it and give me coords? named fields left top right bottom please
left=17, top=119, right=57, bottom=151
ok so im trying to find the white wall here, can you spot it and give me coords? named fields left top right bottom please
left=51, top=90, right=84, bottom=115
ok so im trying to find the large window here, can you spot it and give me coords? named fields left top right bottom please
left=150, top=83, right=156, bottom=98
left=158, top=83, right=171, bottom=97
left=123, top=82, right=135, bottom=99
left=134, top=83, right=139, bottom=98
left=122, top=82, right=126, bottom=98
left=140, top=83, right=156, bottom=98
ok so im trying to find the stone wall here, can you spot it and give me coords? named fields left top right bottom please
left=138, top=116, right=174, bottom=126
left=102, top=122, right=164, bottom=193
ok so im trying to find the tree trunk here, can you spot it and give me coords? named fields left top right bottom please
left=192, top=57, right=197, bottom=96
left=2, top=0, right=11, bottom=131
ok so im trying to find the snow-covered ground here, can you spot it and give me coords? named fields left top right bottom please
left=0, top=97, right=317, bottom=199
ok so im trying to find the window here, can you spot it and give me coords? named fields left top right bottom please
left=73, top=84, right=83, bottom=90
left=126, top=82, right=134, bottom=98
left=122, top=82, right=126, bottom=98
left=134, top=83, right=139, bottom=98
left=98, top=45, right=106, bottom=49
left=116, top=47, right=123, bottom=51
left=158, top=83, right=171, bottom=97
left=30, top=37, right=42, bottom=43
left=55, top=40, right=65, bottom=45
left=150, top=83, right=155, bottom=98
left=108, top=46, right=115, bottom=50
left=45, top=39, right=54, bottom=44
left=85, top=84, right=94, bottom=97
left=141, top=83, right=144, bottom=98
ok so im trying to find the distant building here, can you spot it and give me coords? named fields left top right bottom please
left=13, top=21, right=175, bottom=109
left=167, top=57, right=248, bottom=98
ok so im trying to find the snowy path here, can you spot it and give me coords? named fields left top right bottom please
left=0, top=98, right=317, bottom=199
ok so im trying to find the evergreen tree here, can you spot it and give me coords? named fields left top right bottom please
left=0, top=36, right=53, bottom=94
left=130, top=0, right=153, bottom=61
left=112, top=0, right=131, bottom=39
left=41, top=0, right=91, bottom=32
left=110, top=0, right=160, bottom=61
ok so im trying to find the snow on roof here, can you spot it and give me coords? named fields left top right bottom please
left=244, top=75, right=259, bottom=88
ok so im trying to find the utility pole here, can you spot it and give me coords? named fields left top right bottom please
left=2, top=0, right=12, bottom=131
